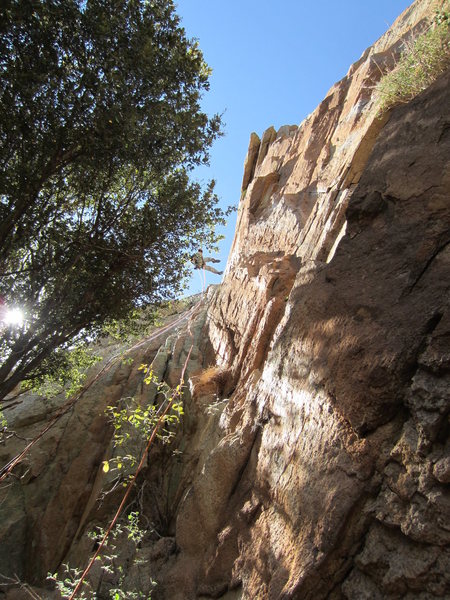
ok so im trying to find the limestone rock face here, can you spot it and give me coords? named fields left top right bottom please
left=1, top=1, right=449, bottom=599
left=197, top=1, right=450, bottom=596
left=0, top=297, right=211, bottom=591
left=210, top=0, right=440, bottom=372
left=217, top=69, right=449, bottom=598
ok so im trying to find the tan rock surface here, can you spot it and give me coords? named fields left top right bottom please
left=0, top=297, right=208, bottom=588
left=1, top=2, right=449, bottom=599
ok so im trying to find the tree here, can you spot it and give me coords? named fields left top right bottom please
left=0, top=0, right=225, bottom=400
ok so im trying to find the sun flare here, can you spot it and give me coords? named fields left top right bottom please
left=3, top=307, right=25, bottom=327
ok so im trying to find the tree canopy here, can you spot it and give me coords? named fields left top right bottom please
left=0, top=0, right=226, bottom=400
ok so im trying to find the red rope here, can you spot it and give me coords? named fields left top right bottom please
left=0, top=300, right=202, bottom=483
left=69, top=276, right=206, bottom=597
left=68, top=343, right=194, bottom=599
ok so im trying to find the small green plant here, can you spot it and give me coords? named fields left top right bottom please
left=102, top=366, right=184, bottom=477
left=121, top=356, right=134, bottom=367
left=51, top=362, right=183, bottom=597
left=376, top=5, right=450, bottom=113
left=109, top=587, right=154, bottom=600
left=435, top=3, right=450, bottom=26
left=48, top=512, right=155, bottom=599
left=124, top=511, right=146, bottom=545
left=0, top=405, right=7, bottom=443
left=48, top=565, right=90, bottom=599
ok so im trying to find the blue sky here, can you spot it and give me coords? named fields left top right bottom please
left=176, top=0, right=413, bottom=294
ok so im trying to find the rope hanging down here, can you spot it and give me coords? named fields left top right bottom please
left=0, top=298, right=203, bottom=483
left=68, top=343, right=194, bottom=599
left=69, top=278, right=206, bottom=597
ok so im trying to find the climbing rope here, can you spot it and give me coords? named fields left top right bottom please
left=69, top=276, right=206, bottom=597
left=0, top=298, right=203, bottom=483
left=68, top=342, right=194, bottom=599
left=0, top=272, right=208, bottom=598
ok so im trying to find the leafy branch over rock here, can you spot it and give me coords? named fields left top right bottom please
left=0, top=0, right=225, bottom=401
left=102, top=364, right=184, bottom=478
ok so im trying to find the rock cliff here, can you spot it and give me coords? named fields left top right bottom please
left=1, top=1, right=449, bottom=598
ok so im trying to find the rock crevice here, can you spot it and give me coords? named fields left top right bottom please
left=1, top=2, right=449, bottom=598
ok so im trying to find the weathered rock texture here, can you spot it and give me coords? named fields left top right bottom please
left=1, top=1, right=449, bottom=598
left=0, top=296, right=212, bottom=595
left=204, top=69, right=450, bottom=600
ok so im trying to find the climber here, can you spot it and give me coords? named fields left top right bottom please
left=190, top=249, right=223, bottom=275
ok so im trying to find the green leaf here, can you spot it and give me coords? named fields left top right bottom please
left=0, top=0, right=225, bottom=404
